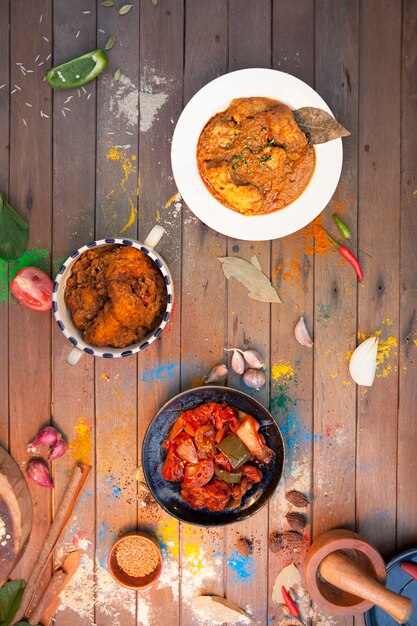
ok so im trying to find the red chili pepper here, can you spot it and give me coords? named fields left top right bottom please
left=282, top=586, right=306, bottom=625
left=326, top=231, right=363, bottom=282
left=400, top=562, right=417, bottom=580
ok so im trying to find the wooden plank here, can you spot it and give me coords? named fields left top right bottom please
left=226, top=2, right=271, bottom=624
left=180, top=2, right=228, bottom=625
left=357, top=0, right=401, bottom=556
left=312, top=4, right=359, bottom=626
left=94, top=2, right=140, bottom=625
left=8, top=0, right=53, bottom=591
left=313, top=0, right=359, bottom=537
left=0, top=0, right=10, bottom=448
left=397, top=0, right=417, bottom=552
left=51, top=2, right=97, bottom=625
left=269, top=1, right=314, bottom=623
left=136, top=1, right=183, bottom=625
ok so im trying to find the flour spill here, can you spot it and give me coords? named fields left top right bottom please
left=109, top=74, right=138, bottom=127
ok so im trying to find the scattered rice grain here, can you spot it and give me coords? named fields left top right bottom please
left=10, top=89, right=17, bottom=95
left=76, top=30, right=80, bottom=38
left=35, top=55, right=40, bottom=63
left=46, top=53, right=52, bottom=60
left=43, top=36, right=49, bottom=42
left=0, top=84, right=5, bottom=90
left=81, top=86, right=87, bottom=94
left=22, top=118, right=27, bottom=126
left=62, top=109, right=66, bottom=117
left=14, top=84, right=21, bottom=90
left=39, top=14, right=43, bottom=23
left=37, top=61, right=45, bottom=67
left=82, top=10, right=91, bottom=14
left=87, top=93, right=92, bottom=100
left=25, top=102, right=32, bottom=107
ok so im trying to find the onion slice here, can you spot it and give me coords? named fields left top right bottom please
left=349, top=336, right=379, bottom=386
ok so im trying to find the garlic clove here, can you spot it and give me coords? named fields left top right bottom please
left=27, top=426, right=59, bottom=451
left=229, top=349, right=245, bottom=375
left=349, top=336, right=379, bottom=386
left=26, top=458, right=54, bottom=489
left=205, top=364, right=228, bottom=385
left=242, top=368, right=266, bottom=390
left=294, top=316, right=313, bottom=348
left=48, top=438, right=68, bottom=460
left=242, top=349, right=264, bottom=369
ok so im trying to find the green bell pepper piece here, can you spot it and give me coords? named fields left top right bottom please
left=218, top=434, right=251, bottom=469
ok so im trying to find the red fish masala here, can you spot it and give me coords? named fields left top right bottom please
left=65, top=245, right=167, bottom=348
left=197, top=97, right=315, bottom=215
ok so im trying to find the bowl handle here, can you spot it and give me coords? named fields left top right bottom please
left=66, top=347, right=84, bottom=366
left=143, top=225, right=165, bottom=249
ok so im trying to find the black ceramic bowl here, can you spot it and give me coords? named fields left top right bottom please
left=142, top=386, right=284, bottom=526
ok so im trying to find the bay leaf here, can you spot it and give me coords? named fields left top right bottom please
left=193, top=595, right=254, bottom=624
left=218, top=256, right=282, bottom=304
left=272, top=562, right=302, bottom=604
left=119, top=3, right=133, bottom=14
left=293, top=107, right=350, bottom=144
left=250, top=255, right=262, bottom=271
left=105, top=35, right=116, bottom=50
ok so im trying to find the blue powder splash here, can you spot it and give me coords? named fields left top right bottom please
left=227, top=550, right=255, bottom=583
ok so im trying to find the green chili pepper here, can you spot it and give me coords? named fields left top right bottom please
left=46, top=49, right=108, bottom=90
left=214, top=465, right=242, bottom=484
left=218, top=434, right=251, bottom=469
left=332, top=213, right=351, bottom=239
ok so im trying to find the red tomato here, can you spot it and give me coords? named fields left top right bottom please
left=10, top=267, right=53, bottom=311
left=182, top=457, right=214, bottom=488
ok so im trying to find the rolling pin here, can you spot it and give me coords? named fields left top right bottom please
left=319, top=551, right=413, bottom=624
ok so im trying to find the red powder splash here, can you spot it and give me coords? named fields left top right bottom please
left=72, top=530, right=87, bottom=549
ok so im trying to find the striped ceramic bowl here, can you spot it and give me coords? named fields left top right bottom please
left=52, top=225, right=173, bottom=366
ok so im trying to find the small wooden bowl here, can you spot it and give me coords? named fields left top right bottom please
left=107, top=532, right=163, bottom=590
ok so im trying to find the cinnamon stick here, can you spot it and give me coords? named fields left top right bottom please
left=28, top=569, right=66, bottom=625
left=39, top=550, right=83, bottom=626
left=14, top=463, right=90, bottom=622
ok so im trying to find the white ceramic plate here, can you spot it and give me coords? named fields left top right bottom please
left=171, top=68, right=343, bottom=241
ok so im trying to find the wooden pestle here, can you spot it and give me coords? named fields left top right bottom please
left=319, top=551, right=413, bottom=624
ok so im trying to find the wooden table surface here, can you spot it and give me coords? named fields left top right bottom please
left=1, top=1, right=416, bottom=625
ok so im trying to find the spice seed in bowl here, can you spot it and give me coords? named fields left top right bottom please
left=115, top=536, right=159, bottom=578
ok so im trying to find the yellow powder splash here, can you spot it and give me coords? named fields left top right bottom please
left=106, top=146, right=138, bottom=233
left=271, top=361, right=295, bottom=382
left=184, top=542, right=206, bottom=575
left=164, top=191, right=181, bottom=208
left=70, top=417, right=92, bottom=465
left=156, top=519, right=179, bottom=557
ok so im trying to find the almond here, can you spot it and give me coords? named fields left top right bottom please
left=285, top=511, right=307, bottom=531
left=285, top=490, right=310, bottom=508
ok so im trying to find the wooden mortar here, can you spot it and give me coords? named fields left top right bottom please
left=0, top=446, right=33, bottom=585
left=305, top=529, right=413, bottom=623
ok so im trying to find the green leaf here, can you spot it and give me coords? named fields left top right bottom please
left=113, top=67, right=121, bottom=81
left=151, top=0, right=158, bottom=6
left=105, top=35, right=116, bottom=50
left=0, top=191, right=29, bottom=262
left=0, top=579, right=25, bottom=626
left=119, top=4, right=132, bottom=14
left=102, top=0, right=114, bottom=5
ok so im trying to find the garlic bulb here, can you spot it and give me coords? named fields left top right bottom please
left=242, top=368, right=266, bottom=390
left=294, top=316, right=313, bottom=348
left=349, top=336, right=379, bottom=386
